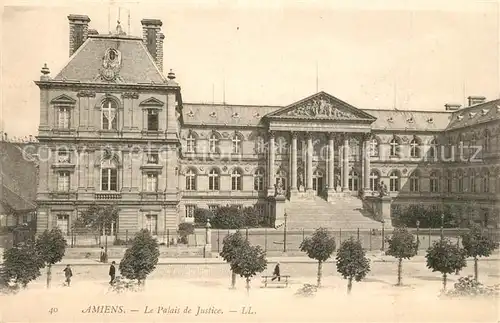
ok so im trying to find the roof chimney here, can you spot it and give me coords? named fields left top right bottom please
left=68, top=14, right=91, bottom=57
left=445, top=103, right=461, bottom=111
left=141, top=19, right=164, bottom=71
left=467, top=96, right=486, bottom=107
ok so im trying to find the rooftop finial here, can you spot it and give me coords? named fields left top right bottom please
left=115, top=20, right=125, bottom=35
left=40, top=63, right=51, bottom=80
left=167, top=69, right=176, bottom=80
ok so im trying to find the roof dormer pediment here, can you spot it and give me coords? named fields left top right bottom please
left=139, top=97, right=165, bottom=107
left=50, top=94, right=76, bottom=105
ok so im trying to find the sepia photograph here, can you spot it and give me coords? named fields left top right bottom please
left=0, top=0, right=499, bottom=322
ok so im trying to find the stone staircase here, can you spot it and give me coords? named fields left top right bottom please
left=283, top=195, right=382, bottom=230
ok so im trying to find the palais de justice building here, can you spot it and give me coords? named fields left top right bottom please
left=34, top=15, right=500, bottom=238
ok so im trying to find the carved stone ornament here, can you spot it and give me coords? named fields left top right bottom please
left=121, top=92, right=139, bottom=99
left=77, top=90, right=96, bottom=98
left=99, top=48, right=122, bottom=82
left=286, top=96, right=357, bottom=119
left=222, top=132, right=229, bottom=138
left=186, top=110, right=195, bottom=117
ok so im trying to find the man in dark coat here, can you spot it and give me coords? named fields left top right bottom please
left=63, top=264, right=73, bottom=286
left=271, top=262, right=280, bottom=281
left=109, top=261, right=116, bottom=285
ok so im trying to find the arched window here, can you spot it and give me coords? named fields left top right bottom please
left=389, top=170, right=400, bottom=192
left=276, top=137, right=288, bottom=155
left=410, top=138, right=420, bottom=158
left=275, top=169, right=287, bottom=190
left=409, top=170, right=420, bottom=192
left=428, top=139, right=438, bottom=160
left=101, top=158, right=118, bottom=191
left=457, top=170, right=464, bottom=193
left=430, top=171, right=439, bottom=193
left=312, top=169, right=324, bottom=193
left=208, top=168, right=220, bottom=191
left=185, top=168, right=196, bottom=191
left=253, top=168, right=264, bottom=191
left=445, top=170, right=452, bottom=192
left=390, top=138, right=400, bottom=157
left=186, top=133, right=196, bottom=153
left=231, top=169, right=242, bottom=191
left=369, top=170, right=380, bottom=191
left=481, top=170, right=490, bottom=193
left=208, top=133, right=219, bottom=153
left=349, top=138, right=360, bottom=158
left=349, top=170, right=359, bottom=192
left=255, top=136, right=265, bottom=154
left=232, top=134, right=243, bottom=154
left=101, top=99, right=118, bottom=130
left=369, top=138, right=379, bottom=157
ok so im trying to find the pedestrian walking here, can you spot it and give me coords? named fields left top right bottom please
left=100, top=247, right=105, bottom=263
left=63, top=264, right=73, bottom=287
left=109, top=261, right=116, bottom=285
left=271, top=262, right=281, bottom=282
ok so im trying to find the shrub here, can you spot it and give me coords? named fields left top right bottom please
left=109, top=276, right=140, bottom=293
left=1, top=241, right=43, bottom=289
left=194, top=208, right=214, bottom=226
left=444, top=276, right=500, bottom=298
left=211, top=206, right=245, bottom=229
left=178, top=223, right=194, bottom=244
left=295, top=284, right=318, bottom=298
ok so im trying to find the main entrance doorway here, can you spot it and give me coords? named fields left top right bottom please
left=312, top=169, right=324, bottom=196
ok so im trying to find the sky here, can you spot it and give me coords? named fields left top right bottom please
left=1, top=0, right=499, bottom=137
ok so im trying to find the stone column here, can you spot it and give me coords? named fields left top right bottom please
left=363, top=134, right=371, bottom=193
left=267, top=131, right=275, bottom=196
left=342, top=134, right=350, bottom=192
left=290, top=132, right=298, bottom=192
left=306, top=133, right=313, bottom=191
left=328, top=133, right=335, bottom=190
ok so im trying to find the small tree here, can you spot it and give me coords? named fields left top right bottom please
left=460, top=224, right=499, bottom=282
left=35, top=228, right=66, bottom=288
left=426, top=238, right=467, bottom=291
left=220, top=231, right=248, bottom=288
left=385, top=227, right=418, bottom=286
left=119, top=229, right=159, bottom=287
left=336, top=238, right=370, bottom=294
left=73, top=204, right=119, bottom=256
left=1, top=241, right=43, bottom=288
left=299, top=227, right=336, bottom=287
left=230, top=243, right=267, bottom=294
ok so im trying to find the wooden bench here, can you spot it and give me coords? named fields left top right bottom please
left=261, top=275, right=290, bottom=288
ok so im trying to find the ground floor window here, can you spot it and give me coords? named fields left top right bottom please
left=56, top=214, right=69, bottom=235
left=146, top=214, right=158, bottom=235
left=185, top=205, right=196, bottom=219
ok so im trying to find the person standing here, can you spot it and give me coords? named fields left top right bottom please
left=109, top=261, right=116, bottom=285
left=63, top=264, right=73, bottom=287
left=100, top=247, right=105, bottom=263
left=271, top=262, right=280, bottom=281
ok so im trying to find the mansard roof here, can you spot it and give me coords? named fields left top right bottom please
left=365, top=109, right=453, bottom=132
left=53, top=35, right=166, bottom=84
left=445, top=99, right=500, bottom=131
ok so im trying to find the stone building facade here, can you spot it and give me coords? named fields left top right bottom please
left=34, top=15, right=500, bottom=240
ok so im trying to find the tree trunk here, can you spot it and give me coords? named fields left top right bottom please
left=245, top=277, right=250, bottom=295
left=442, top=273, right=447, bottom=291
left=397, top=258, right=402, bottom=286
left=347, top=277, right=353, bottom=294
left=317, top=260, right=323, bottom=288
left=230, top=271, right=236, bottom=289
left=474, top=257, right=478, bottom=282
left=46, top=264, right=52, bottom=288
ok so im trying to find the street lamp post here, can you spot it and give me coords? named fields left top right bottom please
left=441, top=213, right=445, bottom=238
left=381, top=219, right=385, bottom=251
left=416, top=220, right=420, bottom=252
left=283, top=213, right=288, bottom=253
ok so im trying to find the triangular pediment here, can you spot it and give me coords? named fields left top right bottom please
left=266, top=92, right=376, bottom=121
left=50, top=94, right=76, bottom=105
left=139, top=97, right=165, bottom=107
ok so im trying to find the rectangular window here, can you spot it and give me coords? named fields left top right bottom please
left=101, top=169, right=118, bottom=191
left=147, top=109, right=159, bottom=131
left=104, top=220, right=117, bottom=236
left=58, top=107, right=70, bottom=129
left=185, top=205, right=196, bottom=218
left=146, top=173, right=158, bottom=192
left=57, top=171, right=70, bottom=191
left=145, top=214, right=158, bottom=235
left=255, top=204, right=265, bottom=218
left=56, top=214, right=69, bottom=235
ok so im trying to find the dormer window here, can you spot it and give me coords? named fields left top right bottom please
left=469, top=112, right=476, bottom=118
left=101, top=99, right=118, bottom=130
left=457, top=115, right=464, bottom=120
left=407, top=117, right=414, bottom=123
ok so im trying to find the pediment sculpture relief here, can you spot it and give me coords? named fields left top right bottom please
left=286, top=98, right=357, bottom=119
